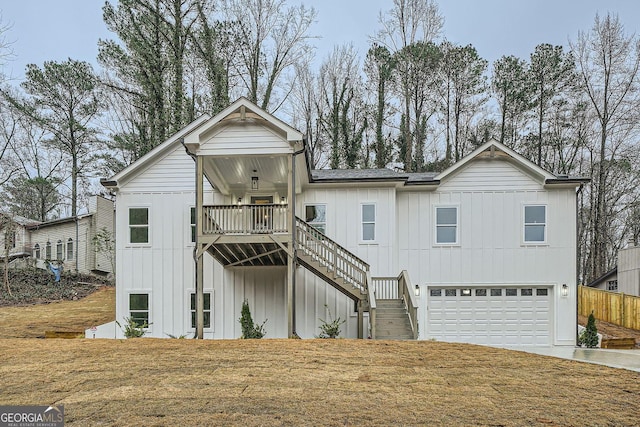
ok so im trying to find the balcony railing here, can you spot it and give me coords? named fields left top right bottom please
left=202, top=204, right=288, bottom=234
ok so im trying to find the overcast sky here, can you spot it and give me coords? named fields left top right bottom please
left=1, top=0, right=639, bottom=83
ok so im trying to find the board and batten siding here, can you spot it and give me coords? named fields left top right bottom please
left=398, top=158, right=578, bottom=345
left=438, top=158, right=543, bottom=192
left=297, top=186, right=397, bottom=277
left=197, top=122, right=293, bottom=156
left=123, top=145, right=198, bottom=193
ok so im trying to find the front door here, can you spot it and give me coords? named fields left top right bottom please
left=251, top=196, right=273, bottom=232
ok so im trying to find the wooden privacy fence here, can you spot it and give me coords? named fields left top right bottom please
left=578, top=286, right=640, bottom=330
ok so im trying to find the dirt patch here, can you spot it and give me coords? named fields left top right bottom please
left=0, top=287, right=115, bottom=338
left=0, top=339, right=638, bottom=426
left=579, top=314, right=640, bottom=348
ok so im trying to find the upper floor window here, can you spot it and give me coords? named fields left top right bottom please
left=45, top=241, right=51, bottom=259
left=129, top=208, right=149, bottom=244
left=66, top=238, right=74, bottom=260
left=435, top=206, right=458, bottom=244
left=56, top=240, right=63, bottom=260
left=190, top=207, right=196, bottom=243
left=305, top=204, right=326, bottom=235
left=361, top=204, right=376, bottom=241
left=33, top=243, right=40, bottom=259
left=524, top=205, right=546, bottom=243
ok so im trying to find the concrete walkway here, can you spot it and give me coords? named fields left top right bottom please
left=511, top=346, right=640, bottom=373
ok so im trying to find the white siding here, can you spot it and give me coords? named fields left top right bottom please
left=618, top=246, right=640, bottom=296
left=439, top=158, right=543, bottom=192
left=297, top=186, right=397, bottom=276
left=124, top=146, right=197, bottom=193
left=198, top=123, right=292, bottom=156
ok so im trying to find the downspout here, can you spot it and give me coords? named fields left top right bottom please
left=290, top=144, right=306, bottom=337
left=576, top=183, right=584, bottom=346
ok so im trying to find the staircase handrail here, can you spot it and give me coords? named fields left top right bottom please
left=398, top=270, right=419, bottom=339
left=295, top=216, right=369, bottom=295
left=368, top=270, right=377, bottom=339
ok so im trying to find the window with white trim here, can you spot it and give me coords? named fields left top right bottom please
left=190, top=207, right=196, bottom=243
left=33, top=243, right=40, bottom=259
left=45, top=241, right=51, bottom=259
left=361, top=204, right=376, bottom=241
left=129, top=293, right=149, bottom=326
left=190, top=292, right=211, bottom=329
left=129, top=207, right=149, bottom=244
left=305, top=204, right=326, bottom=234
left=435, top=206, right=458, bottom=244
left=56, top=240, right=63, bottom=260
left=607, top=280, right=618, bottom=291
left=524, top=205, right=546, bottom=243
left=66, top=238, right=73, bottom=260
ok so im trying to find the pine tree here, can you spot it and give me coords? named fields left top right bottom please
left=580, top=312, right=599, bottom=348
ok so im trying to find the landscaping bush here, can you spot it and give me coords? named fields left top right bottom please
left=239, top=299, right=267, bottom=339
left=317, top=304, right=345, bottom=338
left=117, top=317, right=149, bottom=338
left=579, top=312, right=599, bottom=348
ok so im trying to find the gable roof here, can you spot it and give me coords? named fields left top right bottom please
left=183, top=97, right=303, bottom=151
left=101, top=114, right=211, bottom=189
left=587, top=267, right=618, bottom=288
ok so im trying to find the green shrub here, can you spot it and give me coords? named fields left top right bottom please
left=239, top=299, right=267, bottom=339
left=117, top=317, right=149, bottom=338
left=579, top=312, right=599, bottom=348
left=317, top=304, right=345, bottom=339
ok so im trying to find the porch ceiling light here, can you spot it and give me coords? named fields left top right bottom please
left=415, top=284, right=420, bottom=297
left=561, top=284, right=568, bottom=297
left=251, top=176, right=259, bottom=191
left=237, top=197, right=242, bottom=205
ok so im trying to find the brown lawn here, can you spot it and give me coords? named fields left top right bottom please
left=0, top=287, right=115, bottom=338
left=1, top=289, right=639, bottom=426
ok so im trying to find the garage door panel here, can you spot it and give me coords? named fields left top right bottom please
left=426, top=286, right=552, bottom=347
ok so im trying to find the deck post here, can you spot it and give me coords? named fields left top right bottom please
left=287, top=152, right=295, bottom=337
left=357, top=300, right=364, bottom=339
left=195, top=154, right=204, bottom=339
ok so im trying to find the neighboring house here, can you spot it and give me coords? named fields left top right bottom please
left=588, top=239, right=640, bottom=296
left=25, top=195, right=115, bottom=275
left=97, top=97, right=587, bottom=346
left=0, top=214, right=41, bottom=260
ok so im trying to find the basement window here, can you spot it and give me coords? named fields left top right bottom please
left=190, top=293, right=211, bottom=329
left=129, top=293, right=149, bottom=326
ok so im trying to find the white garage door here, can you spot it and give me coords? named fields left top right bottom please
left=426, top=286, right=552, bottom=347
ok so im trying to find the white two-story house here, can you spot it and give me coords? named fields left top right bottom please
left=95, top=97, right=587, bottom=347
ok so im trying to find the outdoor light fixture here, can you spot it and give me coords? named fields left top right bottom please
left=280, top=196, right=286, bottom=204
left=415, top=284, right=420, bottom=297
left=251, top=176, right=259, bottom=190
left=561, top=284, right=568, bottom=297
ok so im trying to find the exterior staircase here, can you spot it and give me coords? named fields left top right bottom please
left=373, top=299, right=415, bottom=340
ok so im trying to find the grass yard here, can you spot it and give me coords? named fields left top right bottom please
left=1, top=287, right=639, bottom=425
left=0, top=338, right=639, bottom=426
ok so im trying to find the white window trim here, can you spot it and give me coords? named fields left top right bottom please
left=127, top=291, right=152, bottom=331
left=66, top=238, right=74, bottom=260
left=434, top=205, right=460, bottom=246
left=187, top=206, right=196, bottom=246
left=187, top=290, right=214, bottom=332
left=127, top=205, right=151, bottom=247
left=360, top=203, right=377, bottom=244
left=304, top=203, right=327, bottom=235
left=522, top=204, right=547, bottom=245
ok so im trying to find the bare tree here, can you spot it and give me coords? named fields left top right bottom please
left=222, top=0, right=316, bottom=112
left=374, top=0, right=444, bottom=171
left=571, top=13, right=640, bottom=282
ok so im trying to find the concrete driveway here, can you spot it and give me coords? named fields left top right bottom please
left=512, top=346, right=640, bottom=372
